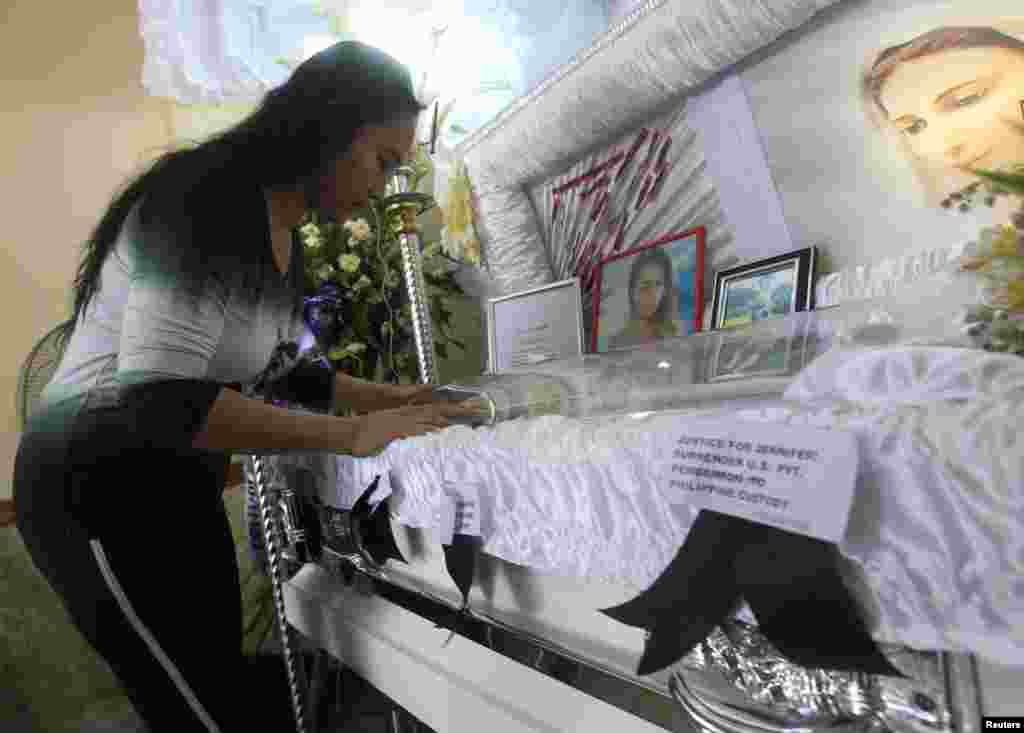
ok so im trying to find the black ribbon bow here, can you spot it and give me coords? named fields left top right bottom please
left=600, top=510, right=902, bottom=678
left=347, top=477, right=483, bottom=646
left=437, top=534, right=483, bottom=646
left=350, top=477, right=406, bottom=567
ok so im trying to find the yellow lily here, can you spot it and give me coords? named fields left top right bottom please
left=1008, top=278, right=1024, bottom=312
left=992, top=225, right=1021, bottom=258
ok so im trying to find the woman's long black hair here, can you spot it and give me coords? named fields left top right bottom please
left=54, top=41, right=425, bottom=354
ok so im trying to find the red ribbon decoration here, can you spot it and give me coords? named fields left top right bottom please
left=554, top=151, right=625, bottom=196
left=616, top=128, right=649, bottom=183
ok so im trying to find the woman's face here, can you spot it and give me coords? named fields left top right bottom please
left=316, top=122, right=417, bottom=218
left=633, top=263, right=666, bottom=320
left=880, top=46, right=1024, bottom=177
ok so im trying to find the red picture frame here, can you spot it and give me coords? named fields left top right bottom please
left=591, top=226, right=705, bottom=353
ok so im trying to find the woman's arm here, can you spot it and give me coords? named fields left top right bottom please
left=113, top=216, right=449, bottom=454
left=334, top=372, right=384, bottom=413
left=333, top=371, right=433, bottom=413
left=192, top=386, right=355, bottom=454
left=192, top=385, right=458, bottom=456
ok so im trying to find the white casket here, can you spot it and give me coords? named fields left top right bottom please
left=251, top=0, right=1024, bottom=729
left=258, top=293, right=1024, bottom=731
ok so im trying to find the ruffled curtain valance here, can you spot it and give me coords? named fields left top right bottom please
left=137, top=0, right=611, bottom=148
left=137, top=0, right=615, bottom=266
left=138, top=0, right=331, bottom=105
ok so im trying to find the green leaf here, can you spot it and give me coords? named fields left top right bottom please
left=970, top=169, right=1024, bottom=197
left=353, top=302, right=371, bottom=337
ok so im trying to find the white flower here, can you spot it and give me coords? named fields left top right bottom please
left=316, top=264, right=334, bottom=282
left=344, top=218, right=372, bottom=242
left=300, top=221, right=323, bottom=249
left=338, top=253, right=361, bottom=273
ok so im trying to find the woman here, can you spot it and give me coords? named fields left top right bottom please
left=608, top=248, right=684, bottom=350
left=13, top=42, right=469, bottom=732
left=862, top=25, right=1024, bottom=208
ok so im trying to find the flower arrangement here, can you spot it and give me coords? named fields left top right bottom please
left=299, top=148, right=467, bottom=382
left=941, top=164, right=1024, bottom=213
left=952, top=167, right=1024, bottom=355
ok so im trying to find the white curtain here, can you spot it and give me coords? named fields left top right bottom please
left=138, top=0, right=332, bottom=105
left=137, top=0, right=610, bottom=146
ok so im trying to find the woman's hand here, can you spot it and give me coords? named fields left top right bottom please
left=334, top=373, right=436, bottom=413
left=358, top=383, right=436, bottom=411
left=392, top=384, right=436, bottom=406
left=347, top=402, right=473, bottom=457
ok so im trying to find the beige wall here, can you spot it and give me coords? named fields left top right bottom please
left=2, top=0, right=173, bottom=500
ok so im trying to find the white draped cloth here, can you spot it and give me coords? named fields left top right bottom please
left=138, top=0, right=315, bottom=104
left=136, top=0, right=609, bottom=135
left=262, top=346, right=1024, bottom=667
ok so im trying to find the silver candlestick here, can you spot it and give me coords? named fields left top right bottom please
left=382, top=165, right=438, bottom=384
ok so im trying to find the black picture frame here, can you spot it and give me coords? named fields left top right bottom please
left=710, top=247, right=817, bottom=331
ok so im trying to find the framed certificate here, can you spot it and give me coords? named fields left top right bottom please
left=486, top=278, right=584, bottom=373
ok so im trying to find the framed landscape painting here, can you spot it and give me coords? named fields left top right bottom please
left=710, top=247, right=816, bottom=330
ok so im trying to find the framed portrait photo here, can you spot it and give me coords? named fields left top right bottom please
left=591, top=227, right=705, bottom=353
left=710, top=247, right=816, bottom=331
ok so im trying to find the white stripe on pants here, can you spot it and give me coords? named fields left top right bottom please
left=90, top=539, right=223, bottom=733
